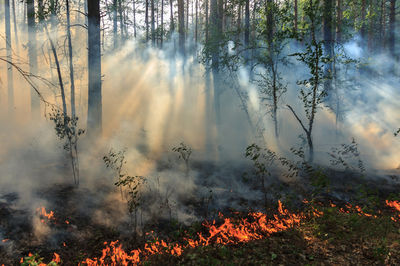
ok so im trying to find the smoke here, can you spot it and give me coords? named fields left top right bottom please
left=0, top=8, right=400, bottom=262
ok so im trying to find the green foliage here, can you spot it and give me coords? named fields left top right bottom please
left=172, top=142, right=192, bottom=176
left=103, top=148, right=146, bottom=231
left=328, top=138, right=365, bottom=173
left=49, top=108, right=84, bottom=152
left=21, top=253, right=58, bottom=266
left=49, top=107, right=84, bottom=185
left=115, top=175, right=146, bottom=215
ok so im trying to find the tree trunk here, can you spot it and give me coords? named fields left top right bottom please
left=323, top=0, right=333, bottom=95
left=294, top=0, right=298, bottom=34
left=205, top=0, right=209, bottom=42
left=151, top=0, right=155, bottom=45
left=113, top=0, right=118, bottom=48
left=360, top=0, right=367, bottom=42
left=146, top=0, right=149, bottom=41
left=11, top=0, right=18, bottom=48
left=161, top=0, right=164, bottom=47
left=186, top=0, right=189, bottom=32
left=388, top=0, right=396, bottom=56
left=244, top=0, right=250, bottom=47
left=170, top=0, right=174, bottom=32
left=336, top=0, right=342, bottom=43
left=27, top=0, right=40, bottom=118
left=133, top=0, right=137, bottom=38
left=118, top=0, right=125, bottom=43
left=66, top=0, right=76, bottom=118
left=87, top=0, right=102, bottom=136
left=5, top=0, right=14, bottom=115
left=178, top=0, right=185, bottom=54
left=195, top=0, right=198, bottom=43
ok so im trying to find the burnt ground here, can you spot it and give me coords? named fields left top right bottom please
left=1, top=161, right=400, bottom=265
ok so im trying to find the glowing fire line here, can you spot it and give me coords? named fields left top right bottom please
left=21, top=200, right=400, bottom=265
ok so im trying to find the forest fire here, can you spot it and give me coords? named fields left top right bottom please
left=37, top=207, right=56, bottom=224
left=82, top=200, right=302, bottom=265
left=386, top=200, right=400, bottom=222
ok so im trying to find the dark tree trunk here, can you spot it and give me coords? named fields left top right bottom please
left=205, top=0, right=209, bottom=42
left=324, top=0, right=333, bottom=94
left=360, top=0, right=367, bottom=41
left=133, top=0, right=137, bottom=38
left=336, top=0, right=342, bottom=43
left=186, top=0, right=189, bottom=32
left=170, top=0, right=174, bottom=32
left=146, top=0, right=149, bottom=41
left=195, top=0, right=198, bottom=43
left=87, top=0, right=102, bottom=136
left=118, top=0, right=124, bottom=43
left=388, top=0, right=396, bottom=56
left=113, top=0, right=118, bottom=48
left=178, top=0, right=185, bottom=54
left=294, top=0, right=298, bottom=34
left=161, top=0, right=164, bottom=47
left=151, top=0, right=155, bottom=45
left=5, top=0, right=14, bottom=115
left=244, top=0, right=250, bottom=46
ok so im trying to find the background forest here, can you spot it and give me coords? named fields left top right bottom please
left=1, top=0, right=400, bottom=265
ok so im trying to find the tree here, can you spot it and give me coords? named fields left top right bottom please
left=113, top=0, right=118, bottom=48
left=151, top=0, right=155, bottom=45
left=87, top=0, right=102, bottom=136
left=27, top=0, right=40, bottom=118
left=323, top=0, right=333, bottom=95
left=5, top=0, right=14, bottom=115
left=287, top=0, right=331, bottom=162
left=178, top=0, right=185, bottom=54
left=388, top=0, right=396, bottom=57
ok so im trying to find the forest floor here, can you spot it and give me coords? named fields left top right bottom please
left=1, top=166, right=400, bottom=265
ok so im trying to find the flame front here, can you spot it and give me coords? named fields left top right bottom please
left=81, top=201, right=303, bottom=265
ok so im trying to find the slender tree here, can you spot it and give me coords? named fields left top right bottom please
left=113, top=0, right=118, bottom=48
left=27, top=0, right=40, bottom=117
left=178, top=0, right=185, bottom=54
left=170, top=0, right=174, bottom=32
left=11, top=0, right=18, bottom=48
left=87, top=0, right=102, bottom=135
left=133, top=0, right=137, bottom=38
left=151, top=0, right=155, bottom=45
left=5, top=0, right=14, bottom=115
left=388, top=0, right=396, bottom=57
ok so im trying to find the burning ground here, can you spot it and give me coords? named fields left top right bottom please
left=1, top=156, right=400, bottom=265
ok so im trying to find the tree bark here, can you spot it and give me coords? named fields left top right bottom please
left=113, top=0, right=118, bottom=48
left=87, top=0, right=102, bottom=136
left=336, top=0, right=342, bottom=43
left=151, top=0, right=155, bottom=45
left=133, top=0, right=137, bottom=38
left=244, top=0, right=250, bottom=47
left=294, top=0, right=298, bottom=34
left=66, top=0, right=76, bottom=118
left=178, top=0, right=185, bottom=54
left=324, top=0, right=333, bottom=94
left=145, top=0, right=149, bottom=41
left=170, top=0, right=174, bottom=32
left=388, top=0, right=396, bottom=56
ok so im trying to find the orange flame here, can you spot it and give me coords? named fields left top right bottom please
left=37, top=207, right=56, bottom=224
left=386, top=200, right=400, bottom=222
left=81, top=201, right=303, bottom=265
